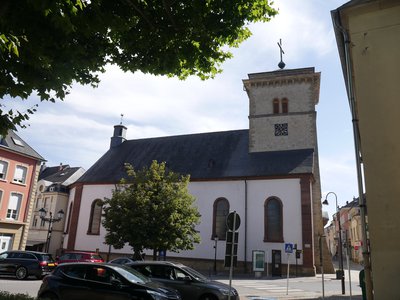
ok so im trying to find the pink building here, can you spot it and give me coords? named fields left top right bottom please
left=0, top=131, right=44, bottom=251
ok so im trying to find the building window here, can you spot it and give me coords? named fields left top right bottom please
left=272, top=98, right=289, bottom=114
left=88, top=199, right=103, bottom=235
left=0, top=190, right=3, bottom=208
left=273, top=99, right=280, bottom=114
left=274, top=123, right=288, bottom=136
left=282, top=98, right=288, bottom=113
left=0, top=160, right=9, bottom=180
left=264, top=197, right=283, bottom=242
left=6, top=193, right=22, bottom=220
left=212, top=198, right=230, bottom=240
left=13, top=165, right=27, bottom=184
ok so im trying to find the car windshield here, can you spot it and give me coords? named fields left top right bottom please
left=181, top=266, right=208, bottom=281
left=112, top=265, right=151, bottom=284
left=91, top=254, right=103, bottom=260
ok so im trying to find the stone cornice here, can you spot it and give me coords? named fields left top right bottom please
left=243, top=69, right=321, bottom=105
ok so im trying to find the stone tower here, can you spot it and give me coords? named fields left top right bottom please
left=243, top=67, right=334, bottom=274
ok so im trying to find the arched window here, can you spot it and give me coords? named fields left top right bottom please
left=264, top=197, right=283, bottom=242
left=212, top=198, right=230, bottom=240
left=88, top=199, right=103, bottom=235
left=281, top=98, right=288, bottom=113
left=273, top=99, right=280, bottom=114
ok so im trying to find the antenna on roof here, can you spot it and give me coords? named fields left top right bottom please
left=277, top=39, right=286, bottom=69
left=120, top=113, right=124, bottom=125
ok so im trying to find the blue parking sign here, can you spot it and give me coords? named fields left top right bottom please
left=285, top=243, right=293, bottom=254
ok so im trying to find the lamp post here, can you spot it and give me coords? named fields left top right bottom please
left=213, top=235, right=219, bottom=274
left=39, top=208, right=64, bottom=253
left=323, top=192, right=345, bottom=295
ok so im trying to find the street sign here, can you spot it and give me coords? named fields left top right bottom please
left=226, top=212, right=241, bottom=231
left=285, top=243, right=294, bottom=254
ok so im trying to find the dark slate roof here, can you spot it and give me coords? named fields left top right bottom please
left=40, top=165, right=81, bottom=184
left=0, top=130, right=44, bottom=161
left=39, top=165, right=70, bottom=180
left=78, top=130, right=314, bottom=184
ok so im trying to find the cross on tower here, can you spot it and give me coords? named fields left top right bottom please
left=277, top=39, right=286, bottom=69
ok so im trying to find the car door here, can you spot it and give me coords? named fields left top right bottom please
left=146, top=265, right=195, bottom=300
left=82, top=265, right=132, bottom=300
left=0, top=251, right=11, bottom=275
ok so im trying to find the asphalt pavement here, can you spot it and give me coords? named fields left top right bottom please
left=214, top=259, right=364, bottom=300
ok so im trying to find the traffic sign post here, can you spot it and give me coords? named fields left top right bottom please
left=285, top=243, right=294, bottom=295
left=224, top=211, right=240, bottom=300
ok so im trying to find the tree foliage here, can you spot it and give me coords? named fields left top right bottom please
left=102, top=160, right=201, bottom=259
left=0, top=0, right=277, bottom=135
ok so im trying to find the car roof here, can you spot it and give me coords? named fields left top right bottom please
left=61, top=251, right=99, bottom=255
left=129, top=261, right=185, bottom=268
left=6, top=250, right=50, bottom=255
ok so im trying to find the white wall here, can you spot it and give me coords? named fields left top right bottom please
left=66, top=178, right=303, bottom=265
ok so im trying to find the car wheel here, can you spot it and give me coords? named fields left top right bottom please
left=200, top=294, right=218, bottom=300
left=15, top=266, right=28, bottom=280
left=38, top=292, right=59, bottom=300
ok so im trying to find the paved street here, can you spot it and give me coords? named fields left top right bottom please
left=0, top=261, right=364, bottom=300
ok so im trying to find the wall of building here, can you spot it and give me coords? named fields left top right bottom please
left=0, top=150, right=39, bottom=250
left=339, top=2, right=400, bottom=298
left=65, top=177, right=309, bottom=273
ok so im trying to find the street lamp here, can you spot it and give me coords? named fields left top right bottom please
left=213, top=235, right=219, bottom=274
left=323, top=192, right=345, bottom=295
left=39, top=208, right=64, bottom=253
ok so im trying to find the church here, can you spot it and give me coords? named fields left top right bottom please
left=63, top=67, right=330, bottom=276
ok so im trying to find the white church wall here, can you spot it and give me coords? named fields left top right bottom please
left=246, top=178, right=303, bottom=265
left=66, top=177, right=303, bottom=265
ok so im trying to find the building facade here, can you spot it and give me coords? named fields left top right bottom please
left=26, top=164, right=85, bottom=255
left=63, top=67, right=333, bottom=276
left=332, top=0, right=400, bottom=298
left=0, top=131, right=44, bottom=251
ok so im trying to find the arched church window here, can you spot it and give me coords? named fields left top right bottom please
left=212, top=198, right=230, bottom=240
left=264, top=197, right=283, bottom=242
left=88, top=199, right=103, bottom=235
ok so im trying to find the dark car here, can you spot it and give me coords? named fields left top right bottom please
left=37, top=262, right=181, bottom=300
left=57, top=251, right=104, bottom=264
left=0, top=250, right=56, bottom=280
left=127, top=261, right=239, bottom=300
left=108, top=257, right=138, bottom=265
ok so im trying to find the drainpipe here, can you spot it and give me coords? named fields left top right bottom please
left=244, top=179, right=248, bottom=273
left=332, top=12, right=373, bottom=300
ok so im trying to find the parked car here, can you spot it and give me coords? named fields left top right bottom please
left=0, top=250, right=56, bottom=280
left=108, top=257, right=138, bottom=265
left=37, top=262, right=181, bottom=300
left=127, top=261, right=239, bottom=300
left=57, top=251, right=104, bottom=264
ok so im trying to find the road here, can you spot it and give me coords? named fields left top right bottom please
left=0, top=261, right=364, bottom=299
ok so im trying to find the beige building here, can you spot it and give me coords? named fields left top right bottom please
left=26, top=165, right=84, bottom=256
left=332, top=0, right=400, bottom=299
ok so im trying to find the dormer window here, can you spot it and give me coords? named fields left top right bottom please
left=272, top=98, right=289, bottom=114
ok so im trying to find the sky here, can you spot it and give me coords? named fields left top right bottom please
left=7, top=0, right=357, bottom=221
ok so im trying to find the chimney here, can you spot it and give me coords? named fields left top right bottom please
left=110, top=124, right=127, bottom=148
left=59, top=163, right=63, bottom=171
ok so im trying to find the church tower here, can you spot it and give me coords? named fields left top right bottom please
left=243, top=67, right=320, bottom=153
left=243, top=67, right=334, bottom=274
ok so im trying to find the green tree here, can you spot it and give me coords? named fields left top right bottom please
left=102, top=160, right=201, bottom=260
left=0, top=0, right=277, bottom=135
